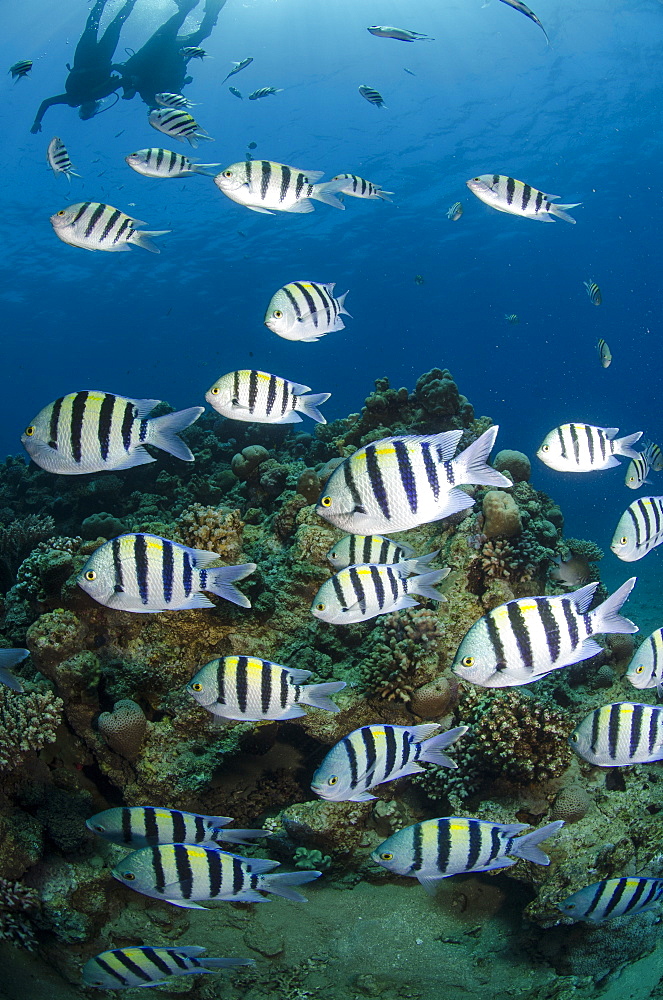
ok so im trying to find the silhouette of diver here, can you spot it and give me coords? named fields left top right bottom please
left=119, top=0, right=226, bottom=108
left=30, top=0, right=137, bottom=133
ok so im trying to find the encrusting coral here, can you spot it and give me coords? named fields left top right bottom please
left=175, top=503, right=245, bottom=562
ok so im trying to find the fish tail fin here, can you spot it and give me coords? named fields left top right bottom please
left=549, top=202, right=581, bottom=223
left=296, top=392, right=331, bottom=424
left=615, top=431, right=644, bottom=459
left=336, top=290, right=352, bottom=317
left=148, top=406, right=204, bottom=461
left=0, top=649, right=28, bottom=693
left=200, top=958, right=256, bottom=970
left=299, top=680, right=346, bottom=712
left=408, top=549, right=440, bottom=573
left=129, top=229, right=171, bottom=253
left=192, top=162, right=222, bottom=175
left=455, top=426, right=511, bottom=488
left=261, top=870, right=322, bottom=901
left=377, top=190, right=394, bottom=202
left=591, top=577, right=638, bottom=635
left=418, top=726, right=468, bottom=768
left=311, top=180, right=347, bottom=210
left=206, top=564, right=257, bottom=608
left=408, top=568, right=450, bottom=602
left=513, top=820, right=565, bottom=865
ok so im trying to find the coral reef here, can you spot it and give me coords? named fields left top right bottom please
left=0, top=877, right=40, bottom=950
left=98, top=699, right=147, bottom=759
left=0, top=687, right=63, bottom=774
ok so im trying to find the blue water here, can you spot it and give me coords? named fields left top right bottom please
left=2, top=0, right=662, bottom=567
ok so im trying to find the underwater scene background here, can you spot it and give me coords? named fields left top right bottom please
left=0, top=0, right=662, bottom=996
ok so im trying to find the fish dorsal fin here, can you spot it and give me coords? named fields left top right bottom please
left=176, top=946, right=208, bottom=957
left=289, top=382, right=311, bottom=395
left=386, top=430, right=463, bottom=463
left=604, top=428, right=620, bottom=439
left=282, top=666, right=312, bottom=683
left=569, top=581, right=600, bottom=613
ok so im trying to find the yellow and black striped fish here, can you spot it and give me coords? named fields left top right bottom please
left=447, top=201, right=463, bottom=221
left=77, top=533, right=255, bottom=612
left=206, top=370, right=330, bottom=424
left=504, top=313, right=519, bottom=324
left=82, top=946, right=254, bottom=988
left=626, top=627, right=663, bottom=697
left=311, top=563, right=449, bottom=624
left=21, top=391, right=203, bottom=474
left=537, top=423, right=642, bottom=472
left=155, top=92, right=196, bottom=109
left=9, top=59, right=32, bottom=81
left=558, top=877, right=663, bottom=923
left=148, top=108, right=213, bottom=148
left=187, top=655, right=345, bottom=721
left=126, top=148, right=220, bottom=178
left=112, top=843, right=321, bottom=907
left=47, top=137, right=79, bottom=181
left=359, top=84, right=387, bottom=108
left=597, top=338, right=612, bottom=367
left=50, top=202, right=169, bottom=252
left=332, top=173, right=394, bottom=202
left=371, top=817, right=564, bottom=893
left=264, top=281, right=351, bottom=341
left=570, top=702, right=663, bottom=766
left=584, top=280, right=602, bottom=305
left=467, top=174, right=580, bottom=223
left=326, top=533, right=439, bottom=572
left=611, top=496, right=663, bottom=561
left=214, top=160, right=346, bottom=214
left=86, top=806, right=270, bottom=848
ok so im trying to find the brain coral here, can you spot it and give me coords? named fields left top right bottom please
left=98, top=699, right=147, bottom=760
left=482, top=490, right=522, bottom=538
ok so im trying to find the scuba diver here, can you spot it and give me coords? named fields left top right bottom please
left=30, top=0, right=136, bottom=133
left=119, top=0, right=227, bottom=108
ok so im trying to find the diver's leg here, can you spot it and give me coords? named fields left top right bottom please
left=72, top=0, right=109, bottom=67
left=96, top=0, right=138, bottom=65
left=30, top=93, right=69, bottom=133
left=181, top=0, right=227, bottom=45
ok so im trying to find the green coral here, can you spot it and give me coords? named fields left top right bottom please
left=294, top=846, right=332, bottom=871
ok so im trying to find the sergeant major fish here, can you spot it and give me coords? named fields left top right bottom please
left=316, top=426, right=510, bottom=534
left=504, top=313, right=519, bottom=324
left=180, top=46, right=208, bottom=59
left=611, top=496, right=663, bottom=561
left=82, top=946, right=254, bottom=989
left=77, top=534, right=256, bottom=612
left=229, top=86, right=242, bottom=98
left=597, top=338, right=612, bottom=368
left=331, top=173, right=393, bottom=202
left=537, top=423, right=642, bottom=472
left=86, top=806, right=271, bottom=848
left=447, top=201, right=463, bottom=221
left=206, top=370, right=330, bottom=424
left=155, top=92, right=196, bottom=109
left=148, top=109, right=213, bottom=148
left=311, top=563, right=450, bottom=625
left=326, top=534, right=439, bottom=573
left=9, top=60, right=32, bottom=81
left=126, top=148, right=220, bottom=179
left=626, top=627, right=663, bottom=698
left=367, top=26, right=434, bottom=41
left=187, top=655, right=346, bottom=721
left=220, top=57, right=253, bottom=85
left=496, top=0, right=549, bottom=43
left=265, top=281, right=350, bottom=341
left=370, top=817, right=564, bottom=894
left=584, top=280, right=602, bottom=305
left=625, top=442, right=661, bottom=489
left=22, top=391, right=203, bottom=474
left=359, top=85, right=387, bottom=108
left=50, top=203, right=169, bottom=253
left=0, top=649, right=28, bottom=693
left=248, top=87, right=282, bottom=100
left=452, top=578, right=637, bottom=687
left=112, top=843, right=321, bottom=907
left=47, top=137, right=79, bottom=180
left=570, top=702, right=663, bottom=766
left=467, top=175, right=580, bottom=223
left=311, top=723, right=468, bottom=802
left=557, top=878, right=663, bottom=923
left=214, top=160, right=346, bottom=214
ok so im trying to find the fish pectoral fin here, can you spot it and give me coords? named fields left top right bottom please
left=177, top=593, right=215, bottom=610
left=111, top=446, right=157, bottom=470
left=561, top=639, right=603, bottom=667
left=349, top=791, right=378, bottom=802
left=416, top=874, right=443, bottom=896
left=246, top=205, right=274, bottom=214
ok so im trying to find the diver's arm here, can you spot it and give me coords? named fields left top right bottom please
left=30, top=94, right=68, bottom=133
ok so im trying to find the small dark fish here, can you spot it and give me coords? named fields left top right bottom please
left=248, top=87, right=281, bottom=100
left=221, top=57, right=253, bottom=85
left=597, top=338, right=612, bottom=368
left=367, top=26, right=434, bottom=42
left=181, top=46, right=209, bottom=60
left=403, top=68, right=416, bottom=76
left=9, top=59, right=32, bottom=81
left=359, top=84, right=387, bottom=108
left=229, top=86, right=243, bottom=99
left=247, top=141, right=257, bottom=149
left=584, top=280, right=602, bottom=305
left=497, top=0, right=549, bottom=43
left=414, top=274, right=425, bottom=285
left=245, top=152, right=253, bottom=161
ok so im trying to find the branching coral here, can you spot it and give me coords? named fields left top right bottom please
left=176, top=503, right=244, bottom=562
left=0, top=878, right=40, bottom=950
left=0, top=515, right=56, bottom=583
left=357, top=606, right=443, bottom=702
left=0, top=687, right=63, bottom=772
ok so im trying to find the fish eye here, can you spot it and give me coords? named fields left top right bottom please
left=57, top=210, right=66, bottom=216
left=635, top=665, right=644, bottom=674
left=273, top=310, right=283, bottom=318
left=320, top=496, right=332, bottom=508
left=620, top=536, right=628, bottom=545
left=24, top=426, right=35, bottom=436
left=315, top=603, right=325, bottom=612
left=191, top=682, right=203, bottom=692
left=628, top=477, right=635, bottom=483
left=541, top=445, right=549, bottom=452
left=380, top=852, right=394, bottom=861
left=85, top=570, right=96, bottom=581
left=92, top=824, right=105, bottom=833
left=328, top=775, right=338, bottom=786
left=210, top=387, right=220, bottom=395
left=569, top=733, right=578, bottom=742
left=122, top=871, right=136, bottom=881
left=461, top=656, right=474, bottom=668
left=223, top=169, right=232, bottom=177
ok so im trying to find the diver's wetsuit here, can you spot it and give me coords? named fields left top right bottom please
left=30, top=0, right=136, bottom=132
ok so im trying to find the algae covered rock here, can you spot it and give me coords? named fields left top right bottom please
left=482, top=490, right=522, bottom=538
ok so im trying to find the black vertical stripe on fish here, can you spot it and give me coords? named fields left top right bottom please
left=584, top=880, right=607, bottom=917
left=100, top=209, right=122, bottom=243
left=144, top=807, right=159, bottom=844
left=134, top=534, right=150, bottom=604
left=378, top=537, right=390, bottom=563
left=113, top=951, right=153, bottom=982
left=151, top=845, right=167, bottom=893
left=216, top=659, right=225, bottom=704
left=283, top=284, right=302, bottom=319
left=95, top=956, right=129, bottom=985
left=365, top=536, right=375, bottom=563
left=310, top=283, right=332, bottom=326
left=233, top=369, right=240, bottom=403
left=360, top=726, right=377, bottom=779
left=623, top=878, right=648, bottom=914
left=182, top=550, right=193, bottom=597
left=332, top=572, right=346, bottom=609
left=402, top=729, right=411, bottom=769
left=199, top=568, right=207, bottom=591
left=602, top=877, right=627, bottom=918
left=535, top=190, right=543, bottom=212
left=266, top=374, right=277, bottom=415
left=589, top=708, right=601, bottom=753
left=641, top=881, right=662, bottom=909
left=348, top=566, right=366, bottom=610
left=279, top=165, right=291, bottom=202
left=85, top=203, right=106, bottom=237
left=411, top=823, right=424, bottom=873
left=138, top=418, right=149, bottom=443
left=535, top=597, right=561, bottom=662
left=173, top=844, right=193, bottom=897
left=97, top=392, right=115, bottom=461
left=261, top=659, right=272, bottom=716
left=443, top=456, right=455, bottom=485
left=173, top=950, right=195, bottom=969
left=232, top=855, right=244, bottom=896
left=293, top=283, right=319, bottom=327
left=348, top=535, right=357, bottom=564
left=121, top=807, right=133, bottom=844
left=295, top=172, right=305, bottom=198
left=627, top=505, right=642, bottom=548
left=70, top=390, right=88, bottom=464
left=343, top=459, right=364, bottom=512
left=384, top=725, right=397, bottom=777
left=637, top=498, right=652, bottom=547
left=369, top=564, right=385, bottom=609
left=485, top=611, right=506, bottom=669
left=561, top=597, right=580, bottom=647
left=112, top=536, right=124, bottom=592
left=492, top=174, right=500, bottom=187
left=279, top=667, right=289, bottom=709
left=260, top=160, right=271, bottom=200
left=364, top=444, right=390, bottom=519
left=73, top=202, right=90, bottom=224
left=506, top=602, right=534, bottom=671
left=171, top=810, right=186, bottom=844
left=155, top=148, right=164, bottom=169
left=648, top=708, right=658, bottom=754
left=489, top=825, right=501, bottom=862
left=48, top=395, right=63, bottom=450
left=393, top=439, right=417, bottom=513
left=607, top=704, right=622, bottom=759
left=466, top=818, right=483, bottom=870
left=386, top=566, right=400, bottom=602
left=194, top=814, right=205, bottom=842
left=248, top=369, right=258, bottom=412
left=161, top=539, right=174, bottom=603
left=121, top=400, right=134, bottom=452
left=420, top=441, right=440, bottom=498
left=435, top=820, right=450, bottom=873
left=597, top=429, right=606, bottom=461
left=207, top=847, right=222, bottom=896
left=585, top=425, right=595, bottom=465
left=521, top=183, right=531, bottom=211
left=143, top=947, right=173, bottom=976
left=651, top=498, right=661, bottom=537
left=342, top=736, right=358, bottom=786
left=280, top=376, right=289, bottom=416
left=556, top=425, right=567, bottom=459
left=630, top=703, right=644, bottom=759
left=569, top=423, right=580, bottom=463
left=114, top=216, right=132, bottom=244
left=506, top=176, right=515, bottom=205
left=235, top=656, right=249, bottom=714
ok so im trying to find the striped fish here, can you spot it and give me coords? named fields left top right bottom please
left=248, top=87, right=282, bottom=100
left=82, top=946, right=254, bottom=989
left=86, top=807, right=271, bottom=848
left=77, top=533, right=255, bottom=612
left=148, top=108, right=213, bottom=148
left=0, top=649, right=28, bottom=693
left=180, top=46, right=208, bottom=59
left=326, top=534, right=439, bottom=573
left=626, top=628, right=663, bottom=697
left=311, top=563, right=449, bottom=624
left=214, top=160, right=346, bottom=214
left=187, top=656, right=345, bottom=721
left=112, top=843, right=321, bottom=907
left=311, top=723, right=468, bottom=802
left=155, top=92, right=196, bottom=108
left=367, top=26, right=435, bottom=41
left=50, top=202, right=169, bottom=253
left=316, top=425, right=510, bottom=534
left=206, top=370, right=330, bottom=424
left=221, top=57, right=253, bottom=85
left=359, top=84, right=387, bottom=108
left=537, top=423, right=642, bottom=472
left=264, top=281, right=350, bottom=341
left=331, top=174, right=394, bottom=202
left=9, top=59, right=32, bottom=81
left=370, top=817, right=564, bottom=894
left=650, top=443, right=663, bottom=472
left=497, top=0, right=549, bottom=43
left=584, top=280, right=602, bottom=305
left=21, top=391, right=203, bottom=474
left=558, top=877, right=663, bottom=923
left=611, top=496, right=663, bottom=561
left=126, top=148, right=220, bottom=178
left=597, top=338, right=612, bottom=368
left=625, top=449, right=653, bottom=490
left=229, top=86, right=243, bottom=98
left=47, top=137, right=79, bottom=180
left=504, top=313, right=519, bottom=324
left=466, top=175, right=580, bottom=223
left=570, top=702, right=663, bottom=766
left=447, top=201, right=463, bottom=220
left=452, top=578, right=637, bottom=687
